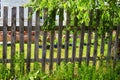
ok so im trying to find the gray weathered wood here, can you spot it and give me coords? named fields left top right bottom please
left=19, top=7, right=24, bottom=53
left=49, top=9, right=56, bottom=71
left=19, top=7, right=24, bottom=73
left=42, top=8, right=48, bottom=72
left=57, top=9, right=63, bottom=65
left=65, top=30, right=70, bottom=63
left=100, top=34, right=105, bottom=55
left=79, top=23, right=85, bottom=66
left=42, top=31, right=47, bottom=72
left=26, top=7, right=32, bottom=73
left=72, top=32, right=77, bottom=63
left=99, top=33, right=105, bottom=66
left=3, top=7, right=8, bottom=65
left=86, top=10, right=93, bottom=66
left=86, top=29, right=92, bottom=66
left=72, top=14, right=78, bottom=63
left=93, top=9, right=100, bottom=66
left=49, top=31, right=55, bottom=72
left=65, top=10, right=70, bottom=63
left=106, top=30, right=112, bottom=65
left=113, top=26, right=120, bottom=68
left=34, top=10, right=40, bottom=62
left=11, top=7, right=16, bottom=74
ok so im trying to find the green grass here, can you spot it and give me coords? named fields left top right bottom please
left=0, top=61, right=120, bottom=80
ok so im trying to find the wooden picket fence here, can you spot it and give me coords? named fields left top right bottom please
left=0, top=6, right=120, bottom=73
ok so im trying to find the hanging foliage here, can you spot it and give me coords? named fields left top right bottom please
left=25, top=0, right=120, bottom=32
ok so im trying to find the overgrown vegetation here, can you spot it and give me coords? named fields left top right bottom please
left=0, top=55, right=120, bottom=80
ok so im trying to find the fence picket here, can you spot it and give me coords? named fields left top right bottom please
left=106, top=30, right=112, bottom=65
left=3, top=7, right=8, bottom=65
left=100, top=34, right=105, bottom=55
left=93, top=9, right=100, bottom=66
left=72, top=15, right=78, bottom=63
left=19, top=7, right=24, bottom=53
left=86, top=10, right=93, bottom=66
left=65, top=10, right=70, bottom=63
left=99, top=33, right=105, bottom=66
left=42, top=8, right=48, bottom=72
left=49, top=9, right=56, bottom=72
left=19, top=7, right=24, bottom=73
left=11, top=7, right=16, bottom=74
left=79, top=23, right=85, bottom=66
left=26, top=7, right=32, bottom=73
left=34, top=11, right=40, bottom=62
left=49, top=31, right=55, bottom=72
left=113, top=26, right=120, bottom=68
left=42, top=31, right=47, bottom=72
left=57, top=9, right=63, bottom=65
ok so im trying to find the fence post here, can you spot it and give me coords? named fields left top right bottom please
left=3, top=7, right=8, bottom=65
left=11, top=7, right=16, bottom=75
left=26, top=7, right=32, bottom=73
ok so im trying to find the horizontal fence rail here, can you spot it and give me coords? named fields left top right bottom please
left=0, top=6, right=120, bottom=73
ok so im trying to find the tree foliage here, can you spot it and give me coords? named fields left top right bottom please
left=25, top=0, right=120, bottom=32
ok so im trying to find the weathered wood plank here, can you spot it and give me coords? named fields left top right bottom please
left=49, top=31, right=55, bottom=72
left=113, top=26, right=120, bottom=68
left=99, top=33, right=105, bottom=66
left=72, top=32, right=77, bottom=63
left=11, top=7, right=16, bottom=74
left=65, top=10, right=70, bottom=63
left=19, top=7, right=24, bottom=53
left=42, top=31, right=47, bottom=72
left=26, top=7, right=32, bottom=73
left=78, top=23, right=85, bottom=66
left=49, top=9, right=56, bottom=72
left=86, top=29, right=92, bottom=66
left=100, top=34, right=105, bottom=55
left=93, top=9, right=100, bottom=66
left=64, top=31, right=70, bottom=62
left=106, top=30, right=112, bottom=65
left=19, top=7, right=24, bottom=73
left=57, top=9, right=63, bottom=65
left=71, top=14, right=78, bottom=63
left=34, top=10, right=40, bottom=62
left=42, top=8, right=48, bottom=72
left=2, top=7, right=8, bottom=65
left=86, top=10, right=93, bottom=66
